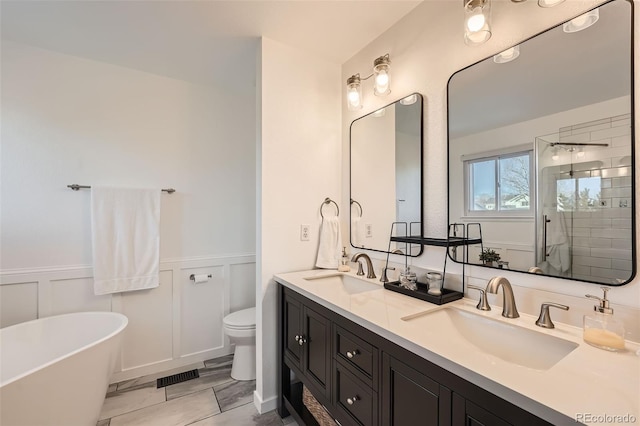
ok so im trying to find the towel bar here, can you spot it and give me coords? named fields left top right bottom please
left=68, top=184, right=175, bottom=194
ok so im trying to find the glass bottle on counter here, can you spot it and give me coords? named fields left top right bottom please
left=583, top=287, right=625, bottom=352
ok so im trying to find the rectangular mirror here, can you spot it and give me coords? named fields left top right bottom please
left=448, top=0, right=635, bottom=285
left=350, top=93, right=423, bottom=255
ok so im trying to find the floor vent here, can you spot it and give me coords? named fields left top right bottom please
left=156, top=369, right=200, bottom=388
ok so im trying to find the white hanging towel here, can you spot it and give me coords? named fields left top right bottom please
left=91, top=186, right=161, bottom=295
left=315, top=216, right=342, bottom=269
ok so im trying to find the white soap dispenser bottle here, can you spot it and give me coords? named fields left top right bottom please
left=583, top=287, right=625, bottom=352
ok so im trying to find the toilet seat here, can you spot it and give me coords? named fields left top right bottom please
left=223, top=307, right=255, bottom=330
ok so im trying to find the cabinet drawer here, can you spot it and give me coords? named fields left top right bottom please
left=335, top=325, right=375, bottom=380
left=334, top=361, right=377, bottom=426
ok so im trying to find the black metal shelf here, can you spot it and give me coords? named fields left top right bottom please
left=390, top=236, right=483, bottom=247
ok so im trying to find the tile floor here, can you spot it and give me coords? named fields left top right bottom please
left=98, top=355, right=297, bottom=426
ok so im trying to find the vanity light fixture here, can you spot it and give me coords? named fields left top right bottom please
left=400, top=94, right=418, bottom=105
left=551, top=148, right=560, bottom=161
left=563, top=9, right=599, bottom=33
left=347, top=74, right=363, bottom=111
left=346, top=54, right=392, bottom=110
left=511, top=0, right=565, bottom=7
left=373, top=54, right=391, bottom=96
left=493, top=45, right=520, bottom=63
left=464, top=0, right=492, bottom=46
left=538, top=0, right=565, bottom=7
left=576, top=148, right=585, bottom=158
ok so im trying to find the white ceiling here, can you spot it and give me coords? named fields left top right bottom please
left=1, top=1, right=422, bottom=90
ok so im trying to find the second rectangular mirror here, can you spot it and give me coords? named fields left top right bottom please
left=350, top=93, right=423, bottom=256
left=448, top=0, right=634, bottom=285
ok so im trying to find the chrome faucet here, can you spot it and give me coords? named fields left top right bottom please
left=351, top=252, right=376, bottom=279
left=485, top=276, right=519, bottom=318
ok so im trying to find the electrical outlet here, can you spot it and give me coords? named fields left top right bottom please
left=300, top=224, right=310, bottom=241
left=365, top=224, right=373, bottom=238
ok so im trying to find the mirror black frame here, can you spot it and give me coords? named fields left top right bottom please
left=446, top=0, right=636, bottom=285
left=349, top=93, right=424, bottom=256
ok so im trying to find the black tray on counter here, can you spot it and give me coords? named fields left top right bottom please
left=383, top=280, right=463, bottom=305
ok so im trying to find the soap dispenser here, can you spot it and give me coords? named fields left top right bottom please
left=583, top=287, right=625, bottom=352
left=338, top=247, right=351, bottom=272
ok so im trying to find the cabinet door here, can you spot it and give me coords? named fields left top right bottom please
left=283, top=293, right=303, bottom=368
left=452, top=394, right=511, bottom=426
left=303, top=306, right=332, bottom=397
left=382, top=353, right=449, bottom=426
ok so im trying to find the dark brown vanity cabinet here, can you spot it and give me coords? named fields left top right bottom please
left=282, top=290, right=332, bottom=400
left=278, top=284, right=560, bottom=426
left=381, top=354, right=450, bottom=426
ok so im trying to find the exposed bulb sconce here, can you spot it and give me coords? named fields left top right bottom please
left=551, top=149, right=560, bottom=161
left=347, top=74, right=363, bottom=111
left=576, top=148, right=585, bottom=158
left=400, top=94, right=418, bottom=105
left=538, top=0, right=565, bottom=7
left=346, top=54, right=391, bottom=110
left=563, top=8, right=599, bottom=33
left=373, top=54, right=391, bottom=96
left=464, top=0, right=492, bottom=46
left=511, top=0, right=565, bottom=7
left=493, top=45, right=520, bottom=63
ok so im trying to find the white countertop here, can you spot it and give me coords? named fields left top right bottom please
left=274, top=269, right=640, bottom=426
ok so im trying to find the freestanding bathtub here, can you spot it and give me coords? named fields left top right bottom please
left=0, top=312, right=128, bottom=426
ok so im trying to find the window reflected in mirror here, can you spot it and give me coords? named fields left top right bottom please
left=448, top=0, right=634, bottom=285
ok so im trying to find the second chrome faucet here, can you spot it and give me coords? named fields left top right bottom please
left=485, top=276, right=519, bottom=318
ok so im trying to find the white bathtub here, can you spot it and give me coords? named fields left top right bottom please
left=0, top=312, right=128, bottom=426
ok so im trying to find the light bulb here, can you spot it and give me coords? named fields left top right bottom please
left=466, top=8, right=486, bottom=32
left=493, top=45, right=520, bottom=64
left=400, top=94, right=418, bottom=105
left=346, top=74, right=362, bottom=111
left=374, top=70, right=390, bottom=95
left=563, top=9, right=599, bottom=33
left=538, top=0, right=564, bottom=7
left=373, top=54, right=391, bottom=96
left=348, top=89, right=360, bottom=106
left=577, top=149, right=585, bottom=158
left=372, top=108, right=386, bottom=117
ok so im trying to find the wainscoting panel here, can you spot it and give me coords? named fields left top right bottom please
left=230, top=262, right=257, bottom=312
left=0, top=281, right=38, bottom=327
left=50, top=276, right=111, bottom=316
left=116, top=270, right=175, bottom=371
left=0, top=254, right=256, bottom=382
left=180, top=265, right=226, bottom=358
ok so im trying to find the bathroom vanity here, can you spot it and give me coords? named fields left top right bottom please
left=275, top=270, right=640, bottom=426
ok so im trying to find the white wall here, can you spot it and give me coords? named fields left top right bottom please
left=256, top=37, right=341, bottom=412
left=342, top=0, right=640, bottom=338
left=0, top=40, right=257, bottom=378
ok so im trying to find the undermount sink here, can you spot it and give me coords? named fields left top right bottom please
left=402, top=307, right=578, bottom=371
left=304, top=274, right=381, bottom=295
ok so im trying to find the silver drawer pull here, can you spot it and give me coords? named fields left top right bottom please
left=346, top=350, right=359, bottom=359
left=346, top=396, right=359, bottom=405
left=297, top=336, right=306, bottom=346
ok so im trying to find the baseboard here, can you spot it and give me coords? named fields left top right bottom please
left=110, top=347, right=232, bottom=383
left=253, top=390, right=278, bottom=414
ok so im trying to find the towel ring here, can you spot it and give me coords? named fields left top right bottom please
left=350, top=198, right=363, bottom=218
left=320, top=197, right=339, bottom=219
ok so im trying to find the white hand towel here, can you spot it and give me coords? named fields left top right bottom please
left=315, top=216, right=342, bottom=269
left=91, top=186, right=161, bottom=295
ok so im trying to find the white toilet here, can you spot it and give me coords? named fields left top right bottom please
left=223, top=307, right=256, bottom=381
